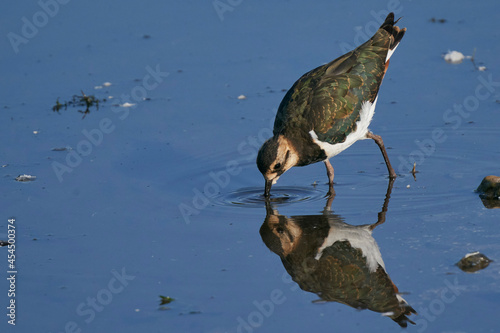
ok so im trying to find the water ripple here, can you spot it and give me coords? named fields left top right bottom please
left=212, top=186, right=325, bottom=208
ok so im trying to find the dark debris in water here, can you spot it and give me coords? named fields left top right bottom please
left=158, top=306, right=171, bottom=311
left=157, top=295, right=202, bottom=315
left=51, top=147, right=71, bottom=152
left=52, top=91, right=105, bottom=119
left=159, top=295, right=175, bottom=305
left=456, top=252, right=492, bottom=273
left=179, top=311, right=202, bottom=315
left=411, top=162, right=419, bottom=181
left=429, top=17, right=447, bottom=23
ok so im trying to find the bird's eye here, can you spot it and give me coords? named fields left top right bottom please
left=274, top=163, right=281, bottom=170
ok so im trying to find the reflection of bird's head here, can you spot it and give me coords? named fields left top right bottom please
left=260, top=212, right=331, bottom=259
left=260, top=214, right=301, bottom=257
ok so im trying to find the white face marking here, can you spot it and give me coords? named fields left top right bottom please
left=309, top=97, right=378, bottom=159
left=263, top=135, right=299, bottom=182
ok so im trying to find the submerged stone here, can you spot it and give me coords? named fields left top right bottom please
left=456, top=252, right=492, bottom=273
left=476, top=175, right=500, bottom=199
left=476, top=175, right=500, bottom=208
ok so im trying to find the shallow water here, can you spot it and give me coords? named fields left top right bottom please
left=1, top=1, right=500, bottom=332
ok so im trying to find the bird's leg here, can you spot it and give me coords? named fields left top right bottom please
left=324, top=160, right=335, bottom=196
left=323, top=190, right=336, bottom=212
left=366, top=131, right=397, bottom=178
left=369, top=177, right=395, bottom=230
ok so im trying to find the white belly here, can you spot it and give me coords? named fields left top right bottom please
left=309, top=97, right=378, bottom=159
left=314, top=220, right=385, bottom=273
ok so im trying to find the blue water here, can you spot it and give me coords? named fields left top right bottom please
left=1, top=1, right=500, bottom=332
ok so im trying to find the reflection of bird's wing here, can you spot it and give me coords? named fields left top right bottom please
left=315, top=222, right=384, bottom=272
left=314, top=241, right=415, bottom=327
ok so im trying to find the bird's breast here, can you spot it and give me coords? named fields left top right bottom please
left=309, top=98, right=377, bottom=159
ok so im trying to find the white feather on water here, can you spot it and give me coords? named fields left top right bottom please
left=444, top=50, right=465, bottom=64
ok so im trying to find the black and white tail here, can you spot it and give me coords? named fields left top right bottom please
left=380, top=12, right=406, bottom=61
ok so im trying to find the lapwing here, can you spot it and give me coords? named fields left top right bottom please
left=260, top=179, right=416, bottom=327
left=257, top=13, right=406, bottom=197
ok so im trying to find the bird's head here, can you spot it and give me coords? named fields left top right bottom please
left=256, top=135, right=299, bottom=197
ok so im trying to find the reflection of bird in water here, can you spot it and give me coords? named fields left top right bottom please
left=260, top=179, right=416, bottom=327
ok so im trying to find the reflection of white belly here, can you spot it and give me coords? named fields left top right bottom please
left=309, top=97, right=377, bottom=159
left=315, top=220, right=385, bottom=273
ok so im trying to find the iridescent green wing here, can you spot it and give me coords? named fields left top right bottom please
left=313, top=31, right=391, bottom=144
left=274, top=29, right=391, bottom=144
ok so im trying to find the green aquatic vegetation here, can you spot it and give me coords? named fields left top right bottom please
left=52, top=91, right=105, bottom=118
left=159, top=295, right=175, bottom=305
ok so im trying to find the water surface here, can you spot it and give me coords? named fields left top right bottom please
left=1, top=1, right=499, bottom=332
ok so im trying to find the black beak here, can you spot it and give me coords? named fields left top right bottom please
left=264, top=179, right=272, bottom=197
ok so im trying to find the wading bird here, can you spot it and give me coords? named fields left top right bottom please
left=257, top=13, right=406, bottom=197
